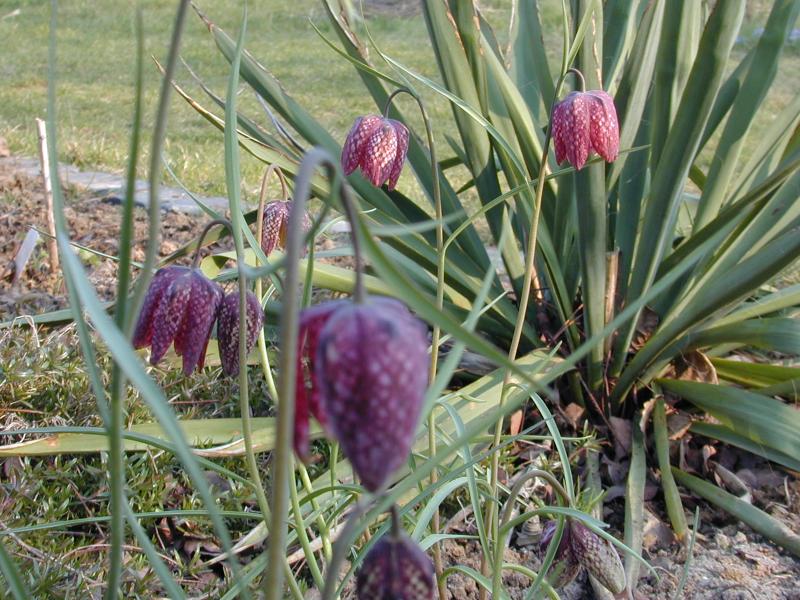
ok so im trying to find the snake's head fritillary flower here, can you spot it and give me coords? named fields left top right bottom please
left=217, top=290, right=264, bottom=377
left=315, top=297, right=428, bottom=491
left=540, top=520, right=581, bottom=588
left=569, top=520, right=626, bottom=595
left=133, top=266, right=223, bottom=375
left=342, top=115, right=409, bottom=190
left=292, top=297, right=428, bottom=492
left=356, top=527, right=435, bottom=599
left=261, top=200, right=311, bottom=257
left=552, top=90, right=619, bottom=170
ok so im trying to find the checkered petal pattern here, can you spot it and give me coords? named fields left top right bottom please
left=552, top=90, right=619, bottom=170
left=132, top=267, right=223, bottom=375
left=341, top=115, right=410, bottom=190
left=315, top=297, right=429, bottom=492
left=356, top=530, right=435, bottom=599
left=217, top=291, right=264, bottom=377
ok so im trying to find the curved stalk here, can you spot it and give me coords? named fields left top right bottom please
left=266, top=147, right=365, bottom=600
left=383, top=86, right=446, bottom=597
left=492, top=469, right=572, bottom=597
left=481, top=69, right=578, bottom=599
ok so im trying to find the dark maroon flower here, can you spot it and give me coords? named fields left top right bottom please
left=261, top=200, right=311, bottom=257
left=356, top=528, right=435, bottom=599
left=552, top=90, right=619, bottom=170
left=217, top=291, right=264, bottom=377
left=540, top=520, right=580, bottom=588
left=292, top=297, right=429, bottom=492
left=133, top=266, right=223, bottom=375
left=293, top=300, right=345, bottom=462
left=569, top=520, right=626, bottom=594
left=342, top=115, right=409, bottom=190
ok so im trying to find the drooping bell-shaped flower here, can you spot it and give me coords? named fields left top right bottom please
left=539, top=520, right=581, bottom=589
left=568, top=520, right=626, bottom=595
left=342, top=115, right=409, bottom=190
left=292, top=297, right=428, bottom=492
left=356, top=524, right=435, bottom=599
left=216, top=290, right=264, bottom=377
left=261, top=200, right=311, bottom=257
left=133, top=266, right=223, bottom=375
left=551, top=90, right=619, bottom=170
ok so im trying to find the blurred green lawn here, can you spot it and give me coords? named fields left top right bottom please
left=0, top=1, right=796, bottom=203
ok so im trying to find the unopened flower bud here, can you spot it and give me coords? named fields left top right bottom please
left=569, top=520, right=626, bottom=595
left=357, top=526, right=435, bottom=599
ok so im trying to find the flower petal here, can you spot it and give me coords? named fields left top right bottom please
left=149, top=270, right=194, bottom=365
left=387, top=119, right=409, bottom=190
left=587, top=91, right=619, bottom=163
left=315, top=298, right=428, bottom=492
left=174, top=271, right=223, bottom=375
left=132, top=266, right=186, bottom=350
left=342, top=115, right=382, bottom=176
left=553, top=92, right=591, bottom=170
left=363, top=120, right=399, bottom=187
left=217, top=291, right=264, bottom=377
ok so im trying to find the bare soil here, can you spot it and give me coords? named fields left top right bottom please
left=0, top=161, right=205, bottom=321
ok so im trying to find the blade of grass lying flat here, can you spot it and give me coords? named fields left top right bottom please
left=672, top=468, right=800, bottom=556
left=0, top=419, right=279, bottom=458
left=659, top=379, right=800, bottom=464
left=691, top=422, right=800, bottom=473
left=687, top=318, right=800, bottom=355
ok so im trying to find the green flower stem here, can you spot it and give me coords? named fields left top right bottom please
left=266, top=147, right=363, bottom=600
left=383, top=86, right=446, bottom=597
left=298, top=463, right=334, bottom=561
left=481, top=69, right=576, bottom=598
left=289, top=457, right=326, bottom=590
left=108, top=2, right=189, bottom=598
left=493, top=469, right=571, bottom=598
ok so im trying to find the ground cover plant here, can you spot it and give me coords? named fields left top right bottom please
left=1, top=0, right=800, bottom=598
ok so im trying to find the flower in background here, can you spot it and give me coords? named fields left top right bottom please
left=552, top=90, right=619, bottom=170
left=357, top=524, right=435, bottom=599
left=133, top=266, right=223, bottom=375
left=293, top=296, right=428, bottom=492
left=217, top=290, right=264, bottom=377
left=342, top=115, right=409, bottom=190
left=261, top=200, right=311, bottom=257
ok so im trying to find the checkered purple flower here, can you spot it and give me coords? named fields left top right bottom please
left=342, top=115, right=409, bottom=190
left=552, top=90, right=619, bottom=170
left=133, top=266, right=223, bottom=375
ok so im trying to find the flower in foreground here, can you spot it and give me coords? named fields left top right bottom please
left=261, top=200, right=311, bottom=257
left=357, top=523, right=435, bottom=599
left=551, top=90, right=619, bottom=170
left=217, top=290, right=264, bottom=377
left=293, top=297, right=428, bottom=492
left=133, top=266, right=223, bottom=375
left=540, top=519, right=626, bottom=594
left=342, top=115, right=409, bottom=190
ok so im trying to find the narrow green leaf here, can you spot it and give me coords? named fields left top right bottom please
left=659, top=379, right=800, bottom=463
left=691, top=422, right=800, bottom=473
left=673, top=468, right=800, bottom=557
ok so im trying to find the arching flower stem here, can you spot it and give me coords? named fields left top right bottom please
left=383, top=87, right=446, bottom=595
